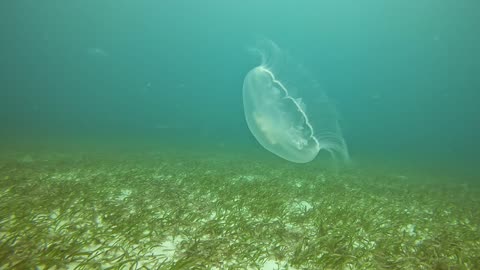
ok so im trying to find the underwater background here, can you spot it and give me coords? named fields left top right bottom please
left=2, top=0, right=479, bottom=174
left=1, top=1, right=479, bottom=269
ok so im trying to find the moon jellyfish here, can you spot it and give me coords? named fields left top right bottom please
left=242, top=39, right=350, bottom=164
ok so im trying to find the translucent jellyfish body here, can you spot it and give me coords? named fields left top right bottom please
left=242, top=39, right=350, bottom=164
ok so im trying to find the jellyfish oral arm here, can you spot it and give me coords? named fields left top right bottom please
left=253, top=112, right=278, bottom=145
left=258, top=66, right=320, bottom=149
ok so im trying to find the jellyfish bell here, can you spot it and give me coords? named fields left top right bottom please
left=242, top=39, right=350, bottom=164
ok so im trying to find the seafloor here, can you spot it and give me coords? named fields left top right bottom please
left=0, top=145, right=479, bottom=269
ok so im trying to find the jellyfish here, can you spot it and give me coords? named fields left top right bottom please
left=242, top=39, right=350, bottom=164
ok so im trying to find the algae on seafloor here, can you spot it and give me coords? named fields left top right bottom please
left=0, top=151, right=479, bottom=269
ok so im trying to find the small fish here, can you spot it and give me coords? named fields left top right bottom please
left=143, top=82, right=152, bottom=93
left=154, top=124, right=187, bottom=130
left=154, top=124, right=170, bottom=129
left=87, top=47, right=108, bottom=57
